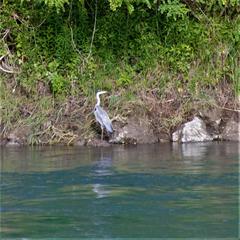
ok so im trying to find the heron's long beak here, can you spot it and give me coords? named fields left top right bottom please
left=98, top=91, right=107, bottom=95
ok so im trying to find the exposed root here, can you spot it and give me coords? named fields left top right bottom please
left=0, top=55, right=18, bottom=74
left=29, top=124, right=78, bottom=145
left=0, top=29, right=19, bottom=74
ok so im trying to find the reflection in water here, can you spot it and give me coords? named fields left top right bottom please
left=1, top=142, right=238, bottom=174
left=92, top=151, right=113, bottom=198
left=172, top=143, right=210, bottom=173
left=92, top=183, right=110, bottom=199
left=181, top=143, right=208, bottom=160
left=93, top=156, right=113, bottom=176
left=0, top=142, right=238, bottom=238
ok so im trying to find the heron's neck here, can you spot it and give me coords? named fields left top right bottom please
left=96, top=93, right=101, bottom=106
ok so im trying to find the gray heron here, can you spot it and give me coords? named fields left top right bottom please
left=94, top=91, right=113, bottom=140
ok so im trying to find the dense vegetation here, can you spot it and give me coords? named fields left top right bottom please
left=1, top=0, right=239, bottom=144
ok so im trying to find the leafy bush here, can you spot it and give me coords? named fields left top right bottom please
left=1, top=0, right=239, bottom=97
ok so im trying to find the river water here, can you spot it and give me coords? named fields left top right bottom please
left=0, top=142, right=239, bottom=238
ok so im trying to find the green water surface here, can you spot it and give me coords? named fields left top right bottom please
left=0, top=142, right=239, bottom=238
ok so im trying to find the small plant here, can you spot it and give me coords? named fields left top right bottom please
left=165, top=44, right=194, bottom=73
left=47, top=61, right=69, bottom=95
left=116, top=65, right=134, bottom=87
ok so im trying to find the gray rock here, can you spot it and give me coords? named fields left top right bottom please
left=6, top=127, right=31, bottom=146
left=74, top=140, right=86, bottom=146
left=172, top=116, right=213, bottom=143
left=221, top=119, right=239, bottom=141
left=6, top=140, right=21, bottom=146
left=110, top=118, right=158, bottom=144
left=0, top=139, right=7, bottom=146
left=6, top=133, right=21, bottom=146
left=199, top=108, right=222, bottom=123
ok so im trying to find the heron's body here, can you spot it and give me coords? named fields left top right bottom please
left=94, top=105, right=113, bottom=133
left=94, top=91, right=113, bottom=140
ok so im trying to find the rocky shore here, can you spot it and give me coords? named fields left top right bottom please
left=1, top=103, right=239, bottom=147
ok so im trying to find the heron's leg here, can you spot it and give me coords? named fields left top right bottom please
left=101, top=126, right=103, bottom=141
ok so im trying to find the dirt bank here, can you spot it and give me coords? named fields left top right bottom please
left=1, top=81, right=239, bottom=146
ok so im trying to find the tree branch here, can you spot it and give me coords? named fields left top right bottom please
left=86, top=0, right=98, bottom=61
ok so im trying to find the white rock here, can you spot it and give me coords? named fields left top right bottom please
left=172, top=129, right=181, bottom=142
left=172, top=116, right=213, bottom=143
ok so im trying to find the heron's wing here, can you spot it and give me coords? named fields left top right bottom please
left=94, top=107, right=104, bottom=126
left=94, top=105, right=113, bottom=133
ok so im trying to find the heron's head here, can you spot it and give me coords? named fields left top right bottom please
left=96, top=91, right=107, bottom=98
left=97, top=90, right=107, bottom=95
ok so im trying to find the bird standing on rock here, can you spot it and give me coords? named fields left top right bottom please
left=94, top=91, right=113, bottom=140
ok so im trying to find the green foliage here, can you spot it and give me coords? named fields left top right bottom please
left=158, top=0, right=189, bottom=20
left=195, top=0, right=240, bottom=10
left=109, top=0, right=123, bottom=11
left=109, top=0, right=151, bottom=12
left=43, top=0, right=70, bottom=9
left=116, top=65, right=134, bottom=87
left=47, top=61, right=70, bottom=94
left=1, top=0, right=239, bottom=99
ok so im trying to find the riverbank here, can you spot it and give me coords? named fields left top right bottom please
left=1, top=79, right=239, bottom=146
